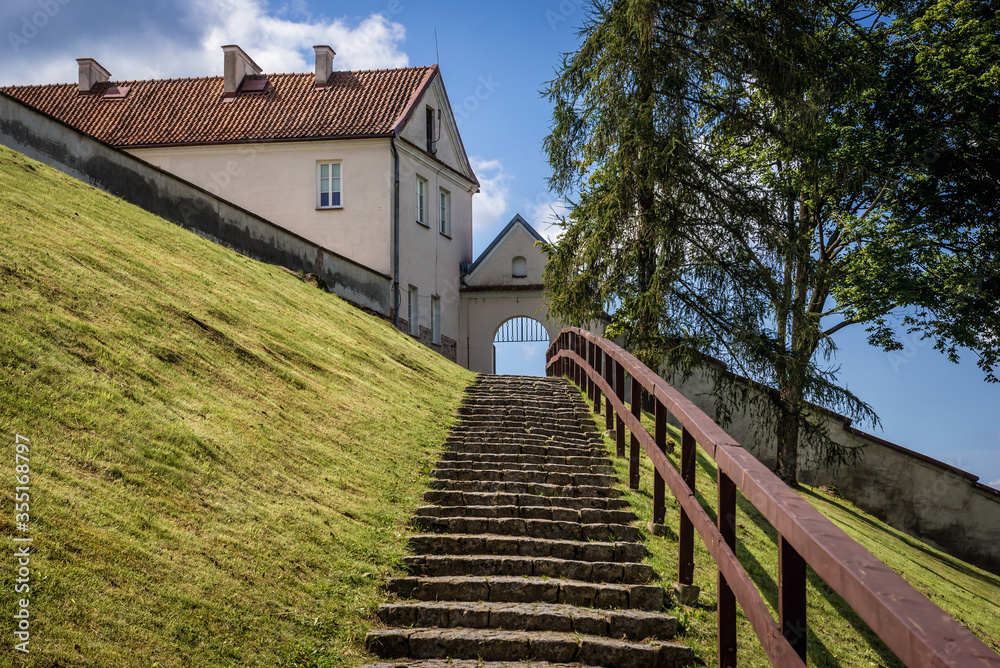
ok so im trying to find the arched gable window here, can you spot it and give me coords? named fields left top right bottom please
left=512, top=256, right=527, bottom=278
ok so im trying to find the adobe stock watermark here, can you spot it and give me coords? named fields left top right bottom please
left=12, top=434, right=32, bottom=654
left=546, top=0, right=586, bottom=30
left=453, top=75, right=501, bottom=122
left=8, top=0, right=71, bottom=54
left=887, top=331, right=931, bottom=373
left=209, top=144, right=263, bottom=193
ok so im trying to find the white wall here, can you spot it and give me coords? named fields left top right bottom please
left=132, top=139, right=394, bottom=276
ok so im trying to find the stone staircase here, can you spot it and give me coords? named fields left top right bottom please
left=361, top=375, right=693, bottom=668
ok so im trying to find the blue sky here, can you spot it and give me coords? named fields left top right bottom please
left=3, top=0, right=997, bottom=486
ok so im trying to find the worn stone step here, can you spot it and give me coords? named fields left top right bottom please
left=415, top=504, right=636, bottom=525
left=445, top=434, right=602, bottom=450
left=429, top=479, right=619, bottom=498
left=411, top=516, right=641, bottom=543
left=366, top=628, right=693, bottom=667
left=401, top=555, right=652, bottom=584
left=377, top=601, right=678, bottom=641
left=407, top=534, right=646, bottom=562
left=388, top=576, right=663, bottom=611
left=422, top=491, right=631, bottom=511
left=431, top=467, right=618, bottom=488
left=433, top=460, right=615, bottom=475
left=444, top=443, right=605, bottom=458
left=439, top=452, right=613, bottom=468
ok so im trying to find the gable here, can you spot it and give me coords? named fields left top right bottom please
left=395, top=72, right=477, bottom=186
left=464, top=214, right=548, bottom=289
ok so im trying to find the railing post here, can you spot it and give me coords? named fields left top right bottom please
left=629, top=373, right=641, bottom=490
left=615, top=362, right=626, bottom=458
left=603, top=350, right=613, bottom=432
left=653, top=398, right=666, bottom=525
left=718, top=470, right=737, bottom=668
left=575, top=333, right=582, bottom=388
left=779, top=536, right=808, bottom=662
left=678, top=427, right=695, bottom=586
left=593, top=342, right=602, bottom=415
left=587, top=340, right=595, bottom=402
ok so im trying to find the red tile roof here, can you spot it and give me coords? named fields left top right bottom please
left=1, top=66, right=437, bottom=148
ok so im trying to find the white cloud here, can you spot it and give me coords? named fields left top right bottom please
left=471, top=157, right=510, bottom=234
left=524, top=196, right=570, bottom=242
left=4, top=0, right=408, bottom=85
left=989, top=479, right=1000, bottom=489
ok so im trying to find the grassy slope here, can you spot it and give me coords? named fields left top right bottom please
left=582, top=393, right=1000, bottom=667
left=0, top=145, right=475, bottom=668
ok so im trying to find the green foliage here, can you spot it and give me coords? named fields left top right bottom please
left=0, top=145, right=475, bottom=667
left=543, top=0, right=1000, bottom=481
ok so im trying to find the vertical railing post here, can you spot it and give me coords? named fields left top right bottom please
left=629, top=373, right=641, bottom=490
left=780, top=536, right=808, bottom=661
left=603, top=350, right=613, bottom=432
left=653, top=398, right=666, bottom=525
left=678, top=427, right=695, bottom=586
left=614, top=362, right=626, bottom=458
left=586, top=340, right=595, bottom=402
left=718, top=470, right=738, bottom=668
left=593, top=342, right=602, bottom=415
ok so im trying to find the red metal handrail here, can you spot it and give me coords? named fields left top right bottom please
left=546, top=327, right=1000, bottom=668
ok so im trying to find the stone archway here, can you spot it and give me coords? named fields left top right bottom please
left=492, top=316, right=552, bottom=375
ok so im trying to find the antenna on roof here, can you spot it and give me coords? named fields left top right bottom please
left=434, top=28, right=440, bottom=65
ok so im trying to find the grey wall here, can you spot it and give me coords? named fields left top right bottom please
left=662, top=361, right=1000, bottom=575
left=0, top=92, right=391, bottom=315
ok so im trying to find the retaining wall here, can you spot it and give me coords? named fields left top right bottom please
left=663, top=361, right=1000, bottom=575
left=0, top=92, right=391, bottom=314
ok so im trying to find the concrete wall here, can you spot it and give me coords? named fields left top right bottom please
left=663, top=360, right=1000, bottom=575
left=0, top=91, right=391, bottom=314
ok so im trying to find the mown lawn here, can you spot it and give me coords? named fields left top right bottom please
left=0, top=144, right=475, bottom=667
left=578, top=389, right=1000, bottom=667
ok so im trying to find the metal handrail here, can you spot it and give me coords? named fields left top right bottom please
left=546, top=327, right=1000, bottom=668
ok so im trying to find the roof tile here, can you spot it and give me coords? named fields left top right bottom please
left=1, top=67, right=436, bottom=147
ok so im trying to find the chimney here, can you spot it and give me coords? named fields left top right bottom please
left=76, top=58, right=110, bottom=94
left=221, top=45, right=261, bottom=95
left=313, top=45, right=336, bottom=86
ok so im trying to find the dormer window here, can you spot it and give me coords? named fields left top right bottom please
left=425, top=106, right=437, bottom=154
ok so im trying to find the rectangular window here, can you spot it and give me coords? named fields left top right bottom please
left=431, top=295, right=441, bottom=345
left=416, top=177, right=427, bottom=226
left=408, top=285, right=418, bottom=336
left=426, top=106, right=436, bottom=153
left=317, top=162, right=342, bottom=208
left=439, top=188, right=451, bottom=237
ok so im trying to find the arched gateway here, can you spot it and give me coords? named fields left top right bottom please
left=458, top=214, right=594, bottom=373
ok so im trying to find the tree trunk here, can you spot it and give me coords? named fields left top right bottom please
left=775, top=397, right=800, bottom=484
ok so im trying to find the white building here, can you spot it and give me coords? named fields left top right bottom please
left=3, top=45, right=566, bottom=372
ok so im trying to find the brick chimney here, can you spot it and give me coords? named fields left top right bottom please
left=76, top=58, right=110, bottom=94
left=313, top=45, right=336, bottom=87
left=222, top=45, right=261, bottom=95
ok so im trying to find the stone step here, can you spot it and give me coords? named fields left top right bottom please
left=388, top=576, right=664, bottom=611
left=401, top=555, right=653, bottom=584
left=444, top=443, right=605, bottom=458
left=377, top=601, right=677, bottom=641
left=366, top=628, right=693, bottom=667
left=438, top=452, right=613, bottom=468
left=430, top=467, right=618, bottom=488
left=445, top=433, right=602, bottom=449
left=411, top=516, right=641, bottom=543
left=414, top=504, right=636, bottom=525
left=407, top=534, right=646, bottom=562
left=422, top=491, right=631, bottom=511
left=429, top=480, right=619, bottom=498
left=433, top=460, right=615, bottom=475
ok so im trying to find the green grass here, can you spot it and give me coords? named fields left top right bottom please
left=580, top=390, right=1000, bottom=667
left=0, top=145, right=475, bottom=667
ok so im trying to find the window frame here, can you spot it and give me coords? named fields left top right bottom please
left=431, top=295, right=441, bottom=345
left=439, top=187, right=451, bottom=237
left=316, top=161, right=343, bottom=209
left=408, top=285, right=419, bottom=336
left=416, top=176, right=428, bottom=227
